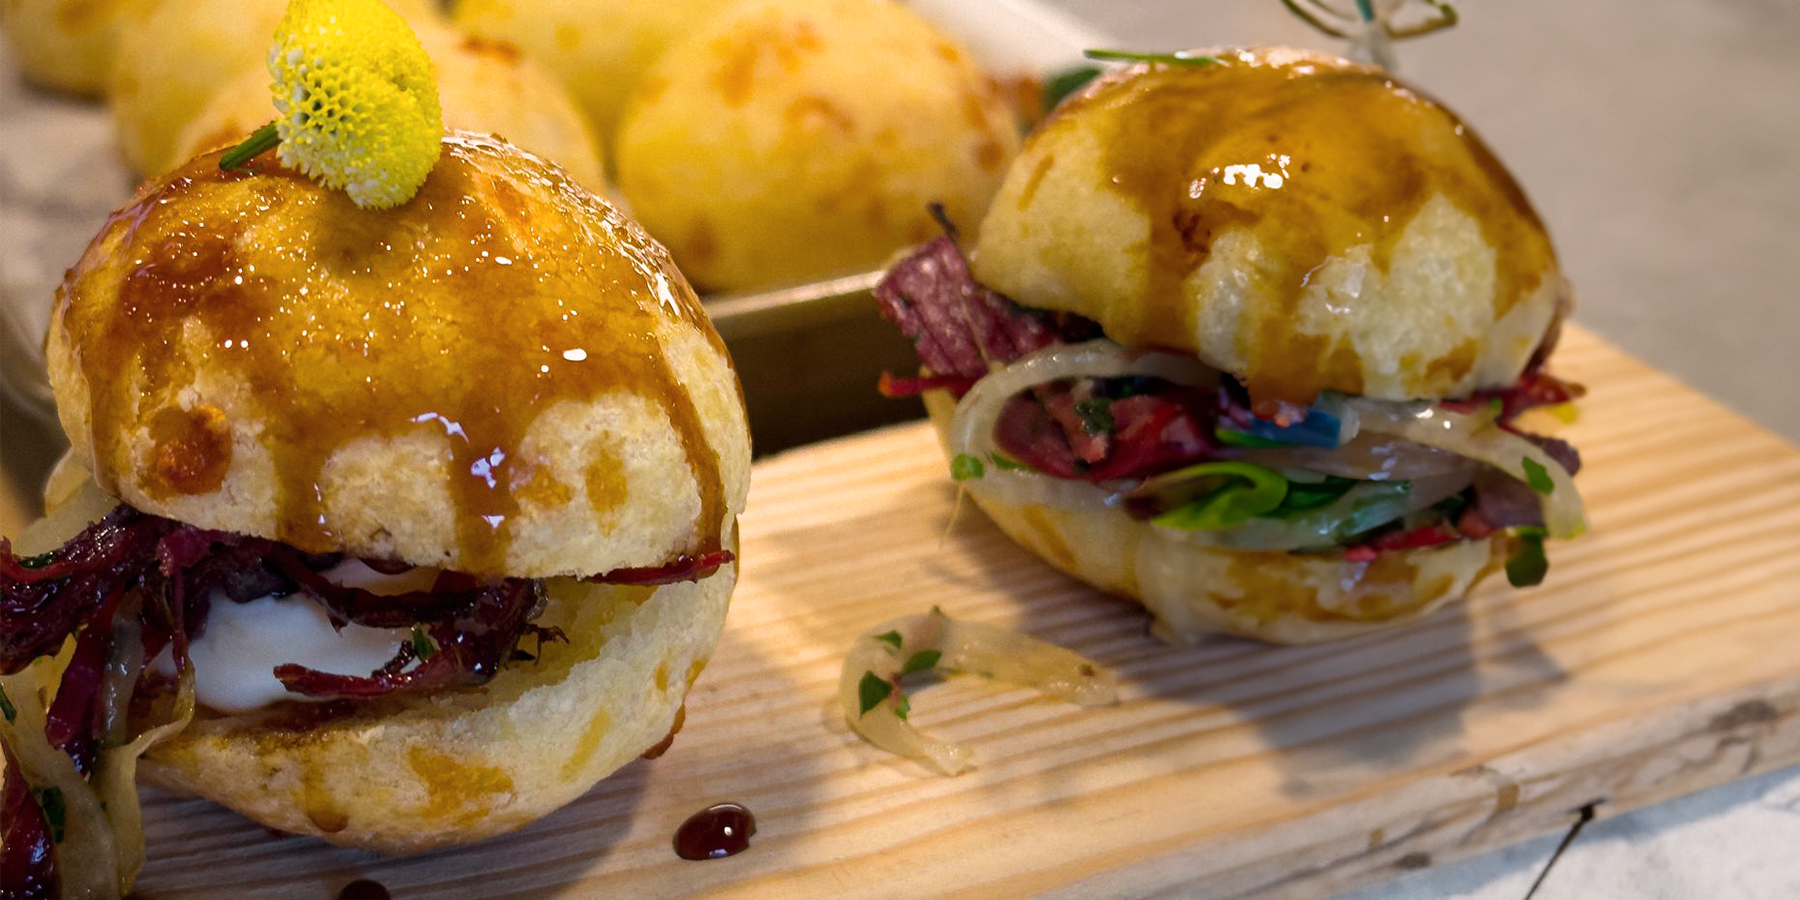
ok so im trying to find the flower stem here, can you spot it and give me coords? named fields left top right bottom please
left=220, top=123, right=280, bottom=171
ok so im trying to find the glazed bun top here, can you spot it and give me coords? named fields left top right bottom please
left=48, top=131, right=750, bottom=578
left=973, top=47, right=1565, bottom=411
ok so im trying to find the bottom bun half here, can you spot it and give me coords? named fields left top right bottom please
left=925, top=393, right=1501, bottom=645
left=141, top=553, right=735, bottom=854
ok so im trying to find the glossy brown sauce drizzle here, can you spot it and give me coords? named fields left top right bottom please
left=1068, top=48, right=1554, bottom=412
left=60, top=133, right=726, bottom=574
left=674, top=802, right=757, bottom=860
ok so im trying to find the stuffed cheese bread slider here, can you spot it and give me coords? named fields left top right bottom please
left=876, top=47, right=1585, bottom=645
left=0, top=131, right=750, bottom=876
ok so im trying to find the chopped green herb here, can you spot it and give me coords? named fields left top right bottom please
left=1488, top=396, right=1505, bottom=418
left=1434, top=491, right=1471, bottom=522
left=0, top=685, right=14, bottom=723
left=219, top=121, right=280, bottom=171
left=950, top=453, right=985, bottom=481
left=872, top=630, right=904, bottom=651
left=34, top=787, right=66, bottom=842
left=902, top=650, right=941, bottom=675
left=894, top=693, right=911, bottom=721
left=1042, top=64, right=1101, bottom=111
left=857, top=671, right=893, bottom=717
left=1215, top=427, right=1292, bottom=449
left=1521, top=457, right=1555, bottom=495
left=1074, top=398, right=1114, bottom=435
left=1085, top=49, right=1217, bottom=67
left=1269, top=476, right=1357, bottom=516
left=987, top=452, right=1030, bottom=472
left=1149, top=462, right=1289, bottom=530
left=409, top=625, right=437, bottom=662
left=1506, top=526, right=1549, bottom=587
left=17, top=550, right=55, bottom=570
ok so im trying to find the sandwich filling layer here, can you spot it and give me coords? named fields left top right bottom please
left=876, top=238, right=1583, bottom=580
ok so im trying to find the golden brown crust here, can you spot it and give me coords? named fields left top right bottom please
left=106, top=0, right=446, bottom=175
left=612, top=0, right=1020, bottom=291
left=0, top=0, right=131, bottom=96
left=925, top=393, right=1502, bottom=644
left=452, top=0, right=739, bottom=146
left=141, top=567, right=734, bottom=853
left=973, top=47, right=1564, bottom=410
left=48, top=131, right=750, bottom=577
left=175, top=27, right=608, bottom=192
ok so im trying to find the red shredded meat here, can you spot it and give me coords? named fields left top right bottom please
left=1440, top=369, right=1585, bottom=423
left=875, top=238, right=1216, bottom=481
left=274, top=579, right=553, bottom=699
left=4, top=507, right=731, bottom=748
left=586, top=550, right=735, bottom=586
left=1342, top=524, right=1462, bottom=562
left=873, top=237, right=1064, bottom=382
left=1, top=736, right=57, bottom=900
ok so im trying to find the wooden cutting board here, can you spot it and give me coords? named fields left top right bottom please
left=131, top=325, right=1800, bottom=900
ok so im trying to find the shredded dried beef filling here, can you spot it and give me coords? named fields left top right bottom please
left=1, top=737, right=57, bottom=900
left=875, top=239, right=1213, bottom=482
left=873, top=237, right=1077, bottom=382
left=1, top=505, right=731, bottom=772
left=874, top=235, right=1586, bottom=562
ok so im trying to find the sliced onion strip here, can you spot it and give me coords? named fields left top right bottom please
left=1348, top=398, right=1586, bottom=538
left=947, top=340, right=1217, bottom=510
left=95, top=668, right=195, bottom=891
left=839, top=609, right=1118, bottom=776
left=0, top=661, right=124, bottom=900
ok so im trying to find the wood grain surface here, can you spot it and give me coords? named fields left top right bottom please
left=116, top=324, right=1800, bottom=899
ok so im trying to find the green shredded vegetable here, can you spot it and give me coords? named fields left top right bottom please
left=1269, top=475, right=1357, bottom=516
left=1074, top=398, right=1114, bottom=435
left=0, top=685, right=14, bottom=723
left=950, top=454, right=985, bottom=481
left=987, top=452, right=1030, bottom=472
left=1042, top=65, right=1101, bottom=111
left=34, top=786, right=66, bottom=842
left=409, top=625, right=437, bottom=662
left=1085, top=49, right=1217, bottom=67
left=17, top=550, right=55, bottom=569
left=1150, top=462, right=1289, bottom=530
left=873, top=630, right=903, bottom=651
left=1215, top=427, right=1292, bottom=448
left=1521, top=457, right=1555, bottom=495
left=857, top=671, right=894, bottom=717
left=902, top=650, right=941, bottom=675
left=1506, top=526, right=1549, bottom=587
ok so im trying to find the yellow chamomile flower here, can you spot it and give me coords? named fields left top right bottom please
left=263, top=0, right=443, bottom=208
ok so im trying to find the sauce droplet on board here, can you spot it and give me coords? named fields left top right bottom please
left=673, top=802, right=757, bottom=860
left=336, top=880, right=390, bottom=900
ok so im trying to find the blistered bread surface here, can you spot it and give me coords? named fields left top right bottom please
left=0, top=0, right=133, bottom=96
left=177, top=29, right=608, bottom=192
left=106, top=0, right=445, bottom=175
left=973, top=47, right=1563, bottom=409
left=48, top=131, right=750, bottom=577
left=613, top=0, right=1020, bottom=291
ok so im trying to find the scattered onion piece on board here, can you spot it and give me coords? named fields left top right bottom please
left=839, top=608, right=1119, bottom=776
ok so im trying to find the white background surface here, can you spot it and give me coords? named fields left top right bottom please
left=1040, top=1, right=1800, bottom=897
